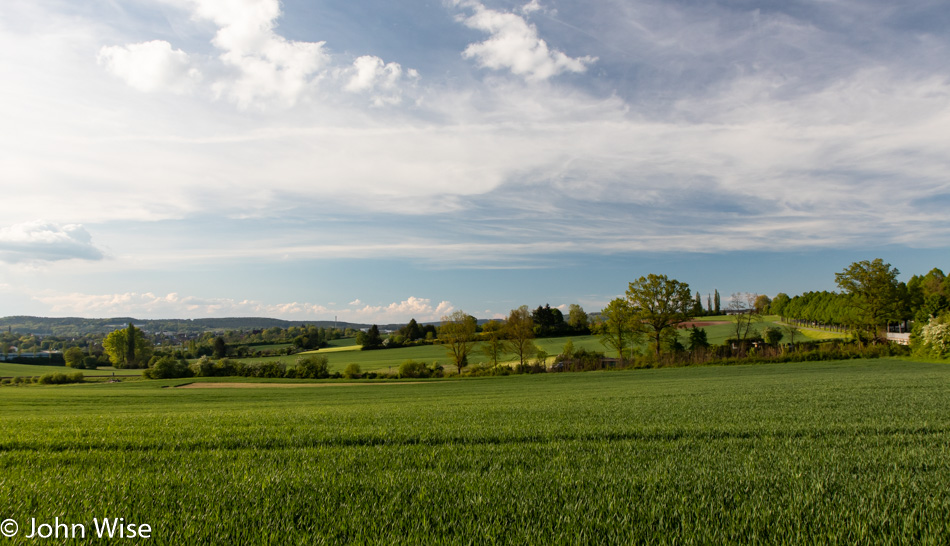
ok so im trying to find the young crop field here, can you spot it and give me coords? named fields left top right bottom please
left=0, top=358, right=948, bottom=543
left=0, top=362, right=141, bottom=379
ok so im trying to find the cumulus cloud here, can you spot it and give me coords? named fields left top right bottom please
left=0, top=221, right=105, bottom=263
left=347, top=297, right=455, bottom=323
left=30, top=290, right=453, bottom=322
left=521, top=0, right=544, bottom=16
left=343, top=55, right=419, bottom=106
left=454, top=0, right=596, bottom=81
left=96, top=0, right=416, bottom=108
left=97, top=40, right=200, bottom=93
left=187, top=0, right=330, bottom=108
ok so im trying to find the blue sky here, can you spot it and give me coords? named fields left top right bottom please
left=1, top=0, right=948, bottom=323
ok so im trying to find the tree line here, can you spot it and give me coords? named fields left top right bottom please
left=8, top=258, right=950, bottom=376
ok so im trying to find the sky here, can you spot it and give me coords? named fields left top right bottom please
left=1, top=0, right=949, bottom=324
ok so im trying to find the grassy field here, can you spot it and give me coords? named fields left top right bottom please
left=0, top=319, right=848, bottom=378
left=238, top=334, right=610, bottom=372
left=0, top=362, right=142, bottom=379
left=0, top=358, right=948, bottom=543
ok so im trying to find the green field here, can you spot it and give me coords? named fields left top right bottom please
left=277, top=318, right=846, bottom=373
left=0, top=362, right=142, bottom=379
left=0, top=359, right=947, bottom=543
left=0, top=319, right=848, bottom=378
left=236, top=334, right=611, bottom=372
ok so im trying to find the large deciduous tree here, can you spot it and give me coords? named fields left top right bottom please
left=63, top=346, right=85, bottom=369
left=439, top=310, right=477, bottom=373
left=835, top=259, right=901, bottom=338
left=102, top=323, right=153, bottom=368
left=480, top=320, right=506, bottom=368
left=505, top=305, right=536, bottom=367
left=770, top=293, right=791, bottom=317
left=567, top=304, right=590, bottom=334
left=596, top=298, right=639, bottom=363
left=627, top=274, right=694, bottom=356
left=729, top=292, right=761, bottom=343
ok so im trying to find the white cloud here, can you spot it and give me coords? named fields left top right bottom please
left=96, top=0, right=418, bottom=109
left=29, top=290, right=453, bottom=323
left=97, top=40, right=200, bottom=94
left=0, top=221, right=105, bottom=263
left=521, top=0, right=544, bottom=16
left=184, top=0, right=330, bottom=108
left=4, top=0, right=950, bottom=266
left=347, top=297, right=455, bottom=323
left=454, top=0, right=596, bottom=81
left=342, top=55, right=419, bottom=106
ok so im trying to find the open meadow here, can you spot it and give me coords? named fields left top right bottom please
left=235, top=316, right=846, bottom=374
left=0, top=358, right=947, bottom=543
left=0, top=317, right=844, bottom=379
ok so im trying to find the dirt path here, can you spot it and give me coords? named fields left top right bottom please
left=677, top=321, right=730, bottom=328
left=176, top=381, right=432, bottom=389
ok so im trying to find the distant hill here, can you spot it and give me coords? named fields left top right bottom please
left=0, top=316, right=376, bottom=336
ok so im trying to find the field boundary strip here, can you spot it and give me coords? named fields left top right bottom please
left=175, top=381, right=435, bottom=388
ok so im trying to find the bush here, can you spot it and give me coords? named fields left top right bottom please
left=213, top=358, right=239, bottom=377
left=38, top=372, right=83, bottom=385
left=397, top=360, right=443, bottom=379
left=296, top=355, right=330, bottom=379
left=191, top=356, right=216, bottom=377
left=342, top=363, right=362, bottom=379
left=256, top=362, right=286, bottom=378
left=82, top=356, right=99, bottom=370
left=398, top=359, right=429, bottom=378
left=143, top=357, right=193, bottom=379
left=764, top=327, right=784, bottom=345
left=918, top=315, right=950, bottom=359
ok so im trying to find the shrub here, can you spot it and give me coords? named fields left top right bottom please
left=143, top=357, right=193, bottom=380
left=38, top=372, right=83, bottom=385
left=764, top=327, right=784, bottom=345
left=342, top=363, right=362, bottom=379
left=213, top=358, right=239, bottom=377
left=191, top=356, right=216, bottom=377
left=918, top=315, right=950, bottom=359
left=398, top=359, right=429, bottom=378
left=82, top=356, right=99, bottom=370
left=256, top=362, right=286, bottom=378
left=296, top=355, right=330, bottom=379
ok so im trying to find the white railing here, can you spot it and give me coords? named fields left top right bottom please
left=885, top=332, right=910, bottom=345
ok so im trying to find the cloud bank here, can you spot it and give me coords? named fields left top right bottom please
left=0, top=221, right=105, bottom=263
left=31, top=291, right=454, bottom=323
